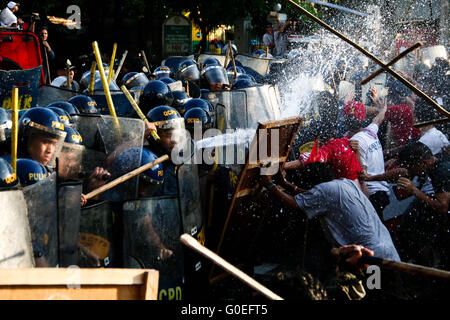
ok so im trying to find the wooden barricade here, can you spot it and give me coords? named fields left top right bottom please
left=0, top=268, right=159, bottom=300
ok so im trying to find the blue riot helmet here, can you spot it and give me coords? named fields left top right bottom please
left=232, top=78, right=256, bottom=90
left=160, top=77, right=175, bottom=85
left=235, top=73, right=256, bottom=83
left=153, top=66, right=171, bottom=80
left=0, top=107, right=11, bottom=145
left=58, top=126, right=84, bottom=181
left=178, top=59, right=200, bottom=82
left=51, top=101, right=79, bottom=117
left=123, top=72, right=149, bottom=89
left=18, top=107, right=67, bottom=167
left=183, top=98, right=213, bottom=114
left=184, top=107, right=213, bottom=132
left=0, top=157, right=19, bottom=190
left=68, top=95, right=100, bottom=116
left=16, top=158, right=48, bottom=187
left=201, top=65, right=229, bottom=91
left=47, top=106, right=73, bottom=126
left=201, top=57, right=221, bottom=70
left=146, top=105, right=184, bottom=130
left=252, top=49, right=265, bottom=57
left=171, top=90, right=192, bottom=113
left=226, top=60, right=244, bottom=70
left=226, top=66, right=246, bottom=84
left=139, top=80, right=174, bottom=115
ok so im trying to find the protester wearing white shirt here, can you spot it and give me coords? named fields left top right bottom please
left=0, top=2, right=21, bottom=28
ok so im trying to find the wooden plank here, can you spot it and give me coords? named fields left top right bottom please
left=0, top=268, right=159, bottom=300
left=0, top=268, right=158, bottom=286
left=210, top=117, right=302, bottom=280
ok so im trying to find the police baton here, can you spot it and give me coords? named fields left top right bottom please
left=82, top=154, right=169, bottom=201
left=180, top=234, right=284, bottom=300
left=120, top=85, right=160, bottom=140
left=331, top=248, right=450, bottom=280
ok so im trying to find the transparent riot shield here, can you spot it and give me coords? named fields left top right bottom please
left=197, top=54, right=227, bottom=70
left=73, top=115, right=145, bottom=201
left=78, top=200, right=115, bottom=267
left=92, top=90, right=136, bottom=118
left=122, top=196, right=184, bottom=300
left=36, top=85, right=80, bottom=107
left=235, top=54, right=287, bottom=76
left=234, top=85, right=281, bottom=129
left=22, top=172, right=59, bottom=267
left=0, top=190, right=35, bottom=268
left=57, top=181, right=82, bottom=267
left=57, top=142, right=84, bottom=181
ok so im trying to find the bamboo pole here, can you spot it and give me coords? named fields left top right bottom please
left=414, top=117, right=450, bottom=128
left=180, top=234, right=284, bottom=300
left=114, top=50, right=128, bottom=82
left=228, top=41, right=237, bottom=80
left=140, top=50, right=151, bottom=74
left=88, top=61, right=97, bottom=95
left=92, top=41, right=119, bottom=119
left=107, top=43, right=117, bottom=85
left=331, top=248, right=450, bottom=280
left=83, top=154, right=169, bottom=201
left=10, top=88, right=19, bottom=174
left=285, top=0, right=450, bottom=118
left=120, top=85, right=160, bottom=140
left=361, top=42, right=423, bottom=85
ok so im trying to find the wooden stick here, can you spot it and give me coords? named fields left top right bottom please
left=114, top=50, right=128, bottom=82
left=331, top=248, right=450, bottom=280
left=120, top=85, right=160, bottom=140
left=180, top=234, right=284, bottom=300
left=88, top=61, right=97, bottom=95
left=107, top=43, right=118, bottom=86
left=361, top=42, right=423, bottom=85
left=414, top=117, right=450, bottom=128
left=10, top=87, right=19, bottom=174
left=83, top=154, right=169, bottom=201
left=140, top=50, right=151, bottom=74
left=228, top=40, right=237, bottom=80
left=285, top=0, right=449, bottom=118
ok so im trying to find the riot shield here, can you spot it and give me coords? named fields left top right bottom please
left=122, top=196, right=184, bottom=300
left=73, top=115, right=145, bottom=201
left=78, top=200, right=115, bottom=267
left=22, top=172, right=59, bottom=267
left=57, top=142, right=84, bottom=181
left=36, top=85, right=80, bottom=107
left=197, top=54, right=227, bottom=70
left=209, top=85, right=281, bottom=131
left=0, top=190, right=35, bottom=268
left=0, top=66, right=42, bottom=110
left=91, top=90, right=136, bottom=118
left=58, top=181, right=82, bottom=267
left=235, top=85, right=281, bottom=128
left=235, top=54, right=287, bottom=76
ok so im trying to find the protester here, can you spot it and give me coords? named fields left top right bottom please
left=0, top=1, right=22, bottom=28
left=344, top=94, right=391, bottom=220
left=262, top=23, right=276, bottom=56
left=38, top=26, right=55, bottom=82
left=260, top=162, right=401, bottom=262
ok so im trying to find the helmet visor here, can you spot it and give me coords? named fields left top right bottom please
left=179, top=64, right=200, bottom=82
left=202, top=66, right=229, bottom=86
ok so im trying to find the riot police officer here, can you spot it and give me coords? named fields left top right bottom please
left=201, top=64, right=230, bottom=92
left=18, top=107, right=67, bottom=170
left=177, top=59, right=200, bottom=83
left=68, top=95, right=100, bottom=116
left=153, top=66, right=172, bottom=81
left=139, top=80, right=174, bottom=116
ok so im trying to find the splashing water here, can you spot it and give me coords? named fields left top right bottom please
left=195, top=128, right=256, bottom=150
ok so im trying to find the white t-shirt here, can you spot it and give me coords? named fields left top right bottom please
left=419, top=127, right=449, bottom=195
left=0, top=7, right=17, bottom=27
left=274, top=30, right=288, bottom=56
left=351, top=123, right=389, bottom=194
left=262, top=33, right=274, bottom=55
